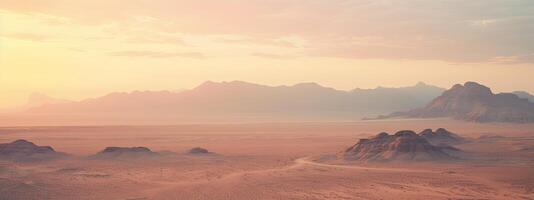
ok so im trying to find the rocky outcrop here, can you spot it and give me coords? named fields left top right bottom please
left=342, top=130, right=456, bottom=161
left=379, top=82, right=534, bottom=123
left=418, top=128, right=467, bottom=145
left=187, top=147, right=210, bottom=155
left=92, top=146, right=159, bottom=159
left=0, top=140, right=65, bottom=161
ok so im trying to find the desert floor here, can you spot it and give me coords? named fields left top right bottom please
left=1, top=119, right=533, bottom=200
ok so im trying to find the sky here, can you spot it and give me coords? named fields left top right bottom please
left=1, top=0, right=534, bottom=108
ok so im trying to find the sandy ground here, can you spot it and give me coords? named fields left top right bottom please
left=0, top=119, right=533, bottom=200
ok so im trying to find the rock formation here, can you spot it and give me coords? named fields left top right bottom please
left=0, top=139, right=65, bottom=161
left=342, top=130, right=456, bottom=161
left=418, top=128, right=467, bottom=145
left=188, top=147, right=210, bottom=154
left=93, top=146, right=159, bottom=159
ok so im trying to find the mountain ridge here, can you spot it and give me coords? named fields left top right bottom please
left=376, top=82, right=534, bottom=123
left=20, top=81, right=445, bottom=123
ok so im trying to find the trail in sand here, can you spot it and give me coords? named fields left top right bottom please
left=143, top=156, right=435, bottom=197
left=295, top=157, right=435, bottom=173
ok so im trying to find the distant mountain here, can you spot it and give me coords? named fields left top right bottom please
left=25, top=93, right=73, bottom=108
left=377, top=82, right=534, bottom=123
left=20, top=81, right=445, bottom=124
left=513, top=91, right=534, bottom=103
left=0, top=93, right=72, bottom=113
left=341, top=130, right=456, bottom=161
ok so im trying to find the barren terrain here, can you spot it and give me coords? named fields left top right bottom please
left=1, top=119, right=533, bottom=199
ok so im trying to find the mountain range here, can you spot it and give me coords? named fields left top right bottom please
left=3, top=81, right=534, bottom=125
left=14, top=81, right=444, bottom=124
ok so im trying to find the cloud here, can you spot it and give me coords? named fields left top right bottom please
left=251, top=52, right=297, bottom=60
left=67, top=47, right=87, bottom=52
left=121, top=33, right=188, bottom=46
left=214, top=37, right=297, bottom=48
left=107, top=51, right=204, bottom=59
left=1, top=33, right=50, bottom=42
left=1, top=0, right=534, bottom=63
left=124, top=36, right=186, bottom=45
left=489, top=54, right=534, bottom=64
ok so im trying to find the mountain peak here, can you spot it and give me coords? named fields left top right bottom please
left=293, top=82, right=322, bottom=88
left=381, top=82, right=534, bottom=123
left=415, top=81, right=431, bottom=87
left=291, top=82, right=336, bottom=91
left=12, top=139, right=34, bottom=145
left=418, top=128, right=467, bottom=145
left=445, top=82, right=493, bottom=97
left=463, top=81, right=492, bottom=94
left=26, top=93, right=71, bottom=108
left=195, top=80, right=265, bottom=90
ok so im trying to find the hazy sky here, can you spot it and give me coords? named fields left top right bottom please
left=1, top=0, right=534, bottom=108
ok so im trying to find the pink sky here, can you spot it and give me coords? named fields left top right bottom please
left=1, top=0, right=533, bottom=108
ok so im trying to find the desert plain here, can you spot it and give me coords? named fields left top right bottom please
left=0, top=119, right=533, bottom=200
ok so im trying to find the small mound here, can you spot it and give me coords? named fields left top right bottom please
left=342, top=130, right=455, bottom=162
left=0, top=139, right=66, bottom=162
left=187, top=147, right=210, bottom=154
left=93, top=146, right=159, bottom=159
left=418, top=128, right=467, bottom=145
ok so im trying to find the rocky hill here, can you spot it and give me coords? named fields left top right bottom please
left=342, top=130, right=456, bottom=161
left=418, top=128, right=468, bottom=145
left=187, top=147, right=211, bottom=155
left=92, top=147, right=159, bottom=159
left=0, top=140, right=66, bottom=161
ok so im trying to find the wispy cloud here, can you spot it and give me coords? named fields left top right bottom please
left=123, top=34, right=187, bottom=46
left=1, top=33, right=50, bottom=42
left=490, top=54, right=534, bottom=65
left=66, top=47, right=87, bottom=52
left=251, top=52, right=297, bottom=60
left=1, top=0, right=534, bottom=63
left=215, top=37, right=297, bottom=48
left=108, top=51, right=204, bottom=59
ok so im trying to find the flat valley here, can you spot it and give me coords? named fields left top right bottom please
left=1, top=119, right=533, bottom=200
